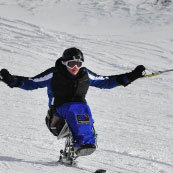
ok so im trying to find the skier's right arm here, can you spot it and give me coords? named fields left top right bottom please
left=0, top=68, right=55, bottom=90
left=0, top=69, right=18, bottom=88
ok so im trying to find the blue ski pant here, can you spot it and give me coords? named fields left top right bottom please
left=54, top=102, right=96, bottom=147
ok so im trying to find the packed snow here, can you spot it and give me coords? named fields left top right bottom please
left=0, top=0, right=173, bottom=173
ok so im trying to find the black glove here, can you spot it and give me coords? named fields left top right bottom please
left=113, top=65, right=146, bottom=87
left=0, top=69, right=15, bottom=87
left=127, top=65, right=146, bottom=81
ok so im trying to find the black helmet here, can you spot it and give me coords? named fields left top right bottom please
left=61, top=47, right=84, bottom=62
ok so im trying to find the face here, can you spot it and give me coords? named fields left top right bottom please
left=62, top=60, right=82, bottom=75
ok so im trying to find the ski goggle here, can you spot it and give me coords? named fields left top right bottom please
left=62, top=60, right=83, bottom=69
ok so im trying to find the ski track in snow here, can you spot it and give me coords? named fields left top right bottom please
left=0, top=2, right=173, bottom=173
left=0, top=0, right=173, bottom=26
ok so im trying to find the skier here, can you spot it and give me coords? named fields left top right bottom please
left=0, top=47, right=145, bottom=157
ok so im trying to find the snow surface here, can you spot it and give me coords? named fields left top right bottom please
left=0, top=0, right=173, bottom=173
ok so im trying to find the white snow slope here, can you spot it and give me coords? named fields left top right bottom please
left=0, top=0, right=173, bottom=173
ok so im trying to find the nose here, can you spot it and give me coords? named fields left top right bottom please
left=72, top=65, right=79, bottom=70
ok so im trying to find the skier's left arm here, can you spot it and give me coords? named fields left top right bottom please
left=87, top=65, right=145, bottom=89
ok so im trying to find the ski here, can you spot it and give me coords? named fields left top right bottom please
left=57, top=160, right=106, bottom=173
left=144, top=69, right=173, bottom=78
left=94, top=169, right=106, bottom=173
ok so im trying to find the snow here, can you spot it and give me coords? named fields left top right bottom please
left=0, top=0, right=173, bottom=173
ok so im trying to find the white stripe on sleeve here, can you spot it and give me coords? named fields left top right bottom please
left=88, top=73, right=108, bottom=81
left=29, top=73, right=53, bottom=82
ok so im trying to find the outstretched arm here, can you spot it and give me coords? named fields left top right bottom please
left=87, top=65, right=145, bottom=89
left=0, top=68, right=56, bottom=90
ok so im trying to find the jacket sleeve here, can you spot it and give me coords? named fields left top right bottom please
left=14, top=67, right=56, bottom=90
left=87, top=69, right=132, bottom=89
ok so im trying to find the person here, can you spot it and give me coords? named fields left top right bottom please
left=0, top=47, right=145, bottom=157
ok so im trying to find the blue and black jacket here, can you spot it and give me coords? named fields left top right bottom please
left=14, top=58, right=133, bottom=107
